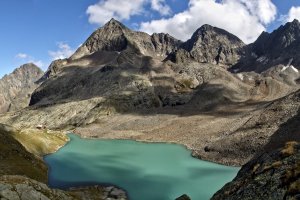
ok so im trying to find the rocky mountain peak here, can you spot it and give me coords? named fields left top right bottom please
left=173, top=24, right=245, bottom=65
left=104, top=18, right=127, bottom=29
left=286, top=18, right=300, bottom=29
left=233, top=19, right=300, bottom=72
left=2, top=63, right=43, bottom=83
left=100, top=18, right=130, bottom=35
left=71, top=19, right=181, bottom=60
left=0, top=63, right=43, bottom=113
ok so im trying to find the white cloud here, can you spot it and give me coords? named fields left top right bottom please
left=86, top=0, right=147, bottom=25
left=29, top=60, right=45, bottom=68
left=15, top=53, right=45, bottom=68
left=86, top=0, right=172, bottom=25
left=48, top=42, right=75, bottom=60
left=140, top=0, right=277, bottom=43
left=150, top=0, right=171, bottom=16
left=15, top=53, right=28, bottom=59
left=284, top=6, right=300, bottom=22
left=239, top=0, right=277, bottom=24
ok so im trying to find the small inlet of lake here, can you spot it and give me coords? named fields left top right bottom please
left=44, top=134, right=239, bottom=200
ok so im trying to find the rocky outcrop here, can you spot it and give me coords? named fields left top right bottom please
left=233, top=19, right=300, bottom=72
left=168, top=24, right=245, bottom=66
left=175, top=194, right=191, bottom=200
left=0, top=176, right=73, bottom=200
left=211, top=142, right=300, bottom=200
left=0, top=63, right=43, bottom=113
left=0, top=176, right=128, bottom=200
left=69, top=185, right=127, bottom=200
left=38, top=59, right=68, bottom=80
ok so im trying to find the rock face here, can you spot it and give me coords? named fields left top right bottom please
left=171, top=24, right=245, bottom=66
left=211, top=142, right=300, bottom=200
left=0, top=176, right=128, bottom=200
left=234, top=19, right=300, bottom=72
left=0, top=63, right=43, bottom=113
left=0, top=176, right=73, bottom=200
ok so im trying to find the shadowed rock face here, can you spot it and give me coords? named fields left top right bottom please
left=233, top=19, right=300, bottom=72
left=211, top=142, right=300, bottom=200
left=0, top=63, right=43, bottom=113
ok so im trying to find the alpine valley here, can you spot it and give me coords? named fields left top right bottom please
left=1, top=18, right=300, bottom=200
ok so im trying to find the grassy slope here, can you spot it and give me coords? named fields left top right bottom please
left=12, top=128, right=69, bottom=156
left=0, top=123, right=69, bottom=183
left=0, top=124, right=48, bottom=183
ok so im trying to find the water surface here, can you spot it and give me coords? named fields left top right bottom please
left=44, top=134, right=239, bottom=200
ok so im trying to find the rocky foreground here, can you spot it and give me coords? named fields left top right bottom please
left=212, top=142, right=300, bottom=200
left=0, top=176, right=127, bottom=200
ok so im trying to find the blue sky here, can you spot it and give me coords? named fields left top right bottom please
left=1, top=0, right=300, bottom=78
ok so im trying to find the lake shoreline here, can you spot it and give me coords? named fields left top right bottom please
left=44, top=133, right=239, bottom=200
left=72, top=130, right=243, bottom=167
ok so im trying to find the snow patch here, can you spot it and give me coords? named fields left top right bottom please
left=236, top=73, right=244, bottom=81
left=281, top=65, right=299, bottom=73
left=257, top=56, right=268, bottom=64
left=290, top=65, right=299, bottom=73
left=281, top=65, right=288, bottom=72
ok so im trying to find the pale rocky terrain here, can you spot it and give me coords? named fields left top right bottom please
left=0, top=63, right=43, bottom=113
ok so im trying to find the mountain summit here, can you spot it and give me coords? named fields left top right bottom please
left=71, top=18, right=181, bottom=60
left=234, top=19, right=300, bottom=72
left=0, top=63, right=43, bottom=113
left=168, top=24, right=245, bottom=66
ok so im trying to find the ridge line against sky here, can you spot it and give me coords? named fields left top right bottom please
left=1, top=0, right=300, bottom=78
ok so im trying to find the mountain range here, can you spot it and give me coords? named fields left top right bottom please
left=0, top=18, right=300, bottom=200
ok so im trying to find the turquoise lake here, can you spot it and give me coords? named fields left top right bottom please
left=44, top=134, right=239, bottom=200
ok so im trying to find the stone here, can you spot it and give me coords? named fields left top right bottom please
left=0, top=189, right=20, bottom=200
left=175, top=194, right=191, bottom=200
